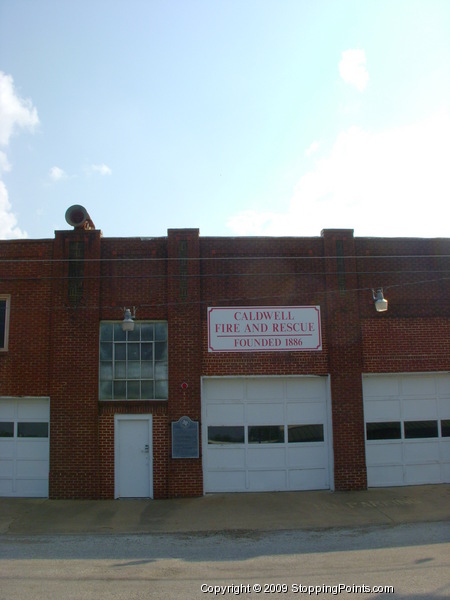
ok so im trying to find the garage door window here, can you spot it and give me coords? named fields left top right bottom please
left=0, top=422, right=14, bottom=437
left=404, top=420, right=438, bottom=439
left=248, top=425, right=284, bottom=444
left=366, top=422, right=402, bottom=440
left=208, top=426, right=245, bottom=444
left=366, top=420, right=445, bottom=440
left=288, top=424, right=324, bottom=443
left=17, top=422, right=49, bottom=438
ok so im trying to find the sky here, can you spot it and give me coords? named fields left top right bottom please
left=0, top=0, right=449, bottom=241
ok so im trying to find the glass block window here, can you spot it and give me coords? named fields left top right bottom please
left=99, top=322, right=168, bottom=400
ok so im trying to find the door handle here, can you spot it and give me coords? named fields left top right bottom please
left=143, top=444, right=149, bottom=453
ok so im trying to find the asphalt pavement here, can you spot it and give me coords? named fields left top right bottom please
left=0, top=484, right=449, bottom=536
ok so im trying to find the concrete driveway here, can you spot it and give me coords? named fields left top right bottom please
left=1, top=484, right=449, bottom=535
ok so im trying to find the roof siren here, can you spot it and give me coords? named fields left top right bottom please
left=65, top=205, right=95, bottom=230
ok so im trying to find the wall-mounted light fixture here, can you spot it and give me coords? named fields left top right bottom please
left=122, top=307, right=136, bottom=331
left=372, top=288, right=388, bottom=312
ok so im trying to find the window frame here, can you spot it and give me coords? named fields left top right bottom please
left=99, top=320, right=168, bottom=401
left=0, top=295, right=11, bottom=352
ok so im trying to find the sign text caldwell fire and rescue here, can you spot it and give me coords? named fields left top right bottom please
left=208, top=306, right=322, bottom=352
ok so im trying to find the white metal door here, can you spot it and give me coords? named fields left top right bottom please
left=202, top=377, right=331, bottom=493
left=363, top=373, right=450, bottom=487
left=115, top=415, right=153, bottom=498
left=0, top=397, right=50, bottom=497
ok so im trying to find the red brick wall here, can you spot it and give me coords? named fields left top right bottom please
left=1, top=227, right=449, bottom=498
left=167, top=229, right=203, bottom=497
left=0, top=240, right=53, bottom=397
left=48, top=229, right=102, bottom=498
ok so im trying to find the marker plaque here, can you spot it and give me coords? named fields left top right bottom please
left=172, top=416, right=199, bottom=459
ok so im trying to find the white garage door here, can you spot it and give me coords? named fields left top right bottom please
left=202, top=377, right=331, bottom=493
left=363, top=374, right=450, bottom=487
left=0, top=397, right=50, bottom=497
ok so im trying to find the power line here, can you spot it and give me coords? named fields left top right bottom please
left=0, top=270, right=449, bottom=283
left=0, top=254, right=449, bottom=264
left=4, top=276, right=450, bottom=312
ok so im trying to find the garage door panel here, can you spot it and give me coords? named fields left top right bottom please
left=364, top=400, right=400, bottom=422
left=16, top=460, right=48, bottom=478
left=246, top=404, right=283, bottom=423
left=401, top=376, right=436, bottom=396
left=404, top=441, right=440, bottom=463
left=17, top=400, right=49, bottom=420
left=0, top=458, right=13, bottom=477
left=206, top=470, right=246, bottom=492
left=287, top=402, right=326, bottom=422
left=15, top=479, right=48, bottom=497
left=247, top=447, right=285, bottom=468
left=364, top=376, right=400, bottom=397
left=368, top=465, right=403, bottom=487
left=441, top=440, right=450, bottom=460
left=0, top=480, right=13, bottom=494
left=441, top=463, right=450, bottom=481
left=402, top=399, right=438, bottom=420
left=246, top=379, right=284, bottom=399
left=0, top=400, right=15, bottom=419
left=289, top=468, right=328, bottom=490
left=439, top=399, right=450, bottom=419
left=207, top=447, right=245, bottom=469
left=207, top=404, right=244, bottom=424
left=16, top=440, right=48, bottom=459
left=405, top=464, right=441, bottom=484
left=288, top=445, right=327, bottom=468
left=437, top=377, right=450, bottom=394
left=286, top=378, right=326, bottom=399
left=248, top=469, right=286, bottom=491
left=0, top=440, right=14, bottom=458
left=203, top=379, right=245, bottom=401
left=366, top=443, right=403, bottom=466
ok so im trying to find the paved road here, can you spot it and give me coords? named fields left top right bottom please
left=1, top=522, right=449, bottom=599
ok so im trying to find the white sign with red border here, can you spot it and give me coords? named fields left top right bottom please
left=208, top=306, right=322, bottom=352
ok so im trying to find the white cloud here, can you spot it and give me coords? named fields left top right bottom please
left=227, top=111, right=450, bottom=238
left=0, top=71, right=38, bottom=239
left=0, top=180, right=27, bottom=239
left=305, top=141, right=320, bottom=157
left=0, top=151, right=11, bottom=174
left=339, top=49, right=369, bottom=92
left=0, top=71, right=39, bottom=145
left=91, top=163, right=112, bottom=176
left=49, top=166, right=67, bottom=181
left=227, top=210, right=278, bottom=236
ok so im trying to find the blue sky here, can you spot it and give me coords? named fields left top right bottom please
left=1, top=0, right=449, bottom=240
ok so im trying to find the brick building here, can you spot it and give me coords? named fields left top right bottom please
left=0, top=206, right=449, bottom=498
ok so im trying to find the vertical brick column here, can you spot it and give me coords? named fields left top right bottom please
left=167, top=229, right=203, bottom=497
left=49, top=228, right=101, bottom=498
left=322, top=229, right=367, bottom=490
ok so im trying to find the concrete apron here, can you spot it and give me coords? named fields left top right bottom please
left=0, top=485, right=449, bottom=536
